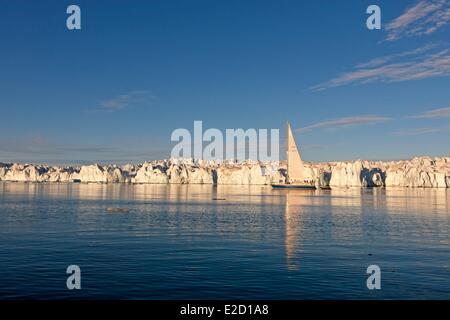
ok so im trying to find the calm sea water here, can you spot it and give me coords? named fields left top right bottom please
left=0, top=182, right=449, bottom=299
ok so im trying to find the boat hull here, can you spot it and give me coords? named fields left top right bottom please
left=271, top=184, right=316, bottom=190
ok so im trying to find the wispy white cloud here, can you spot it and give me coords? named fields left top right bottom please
left=391, top=124, right=450, bottom=136
left=385, top=0, right=450, bottom=41
left=355, top=43, right=438, bottom=68
left=98, top=90, right=154, bottom=112
left=409, top=106, right=450, bottom=118
left=311, top=44, right=450, bottom=90
left=297, top=115, right=391, bottom=132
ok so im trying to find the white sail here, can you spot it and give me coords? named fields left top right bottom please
left=286, top=122, right=305, bottom=183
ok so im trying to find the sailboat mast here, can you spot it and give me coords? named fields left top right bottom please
left=286, top=122, right=291, bottom=183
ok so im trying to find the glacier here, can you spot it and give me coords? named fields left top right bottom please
left=1, top=156, right=449, bottom=188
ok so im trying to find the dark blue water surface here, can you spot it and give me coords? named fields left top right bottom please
left=0, top=182, right=449, bottom=299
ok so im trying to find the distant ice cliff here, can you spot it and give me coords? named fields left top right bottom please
left=1, top=157, right=450, bottom=188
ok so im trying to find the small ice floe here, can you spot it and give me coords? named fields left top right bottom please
left=106, top=207, right=130, bottom=213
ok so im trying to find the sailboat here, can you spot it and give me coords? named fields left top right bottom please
left=272, top=122, right=316, bottom=189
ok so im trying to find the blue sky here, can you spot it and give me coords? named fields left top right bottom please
left=0, top=0, right=449, bottom=164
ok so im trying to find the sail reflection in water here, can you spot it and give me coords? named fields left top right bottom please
left=0, top=182, right=449, bottom=299
left=284, top=190, right=315, bottom=271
